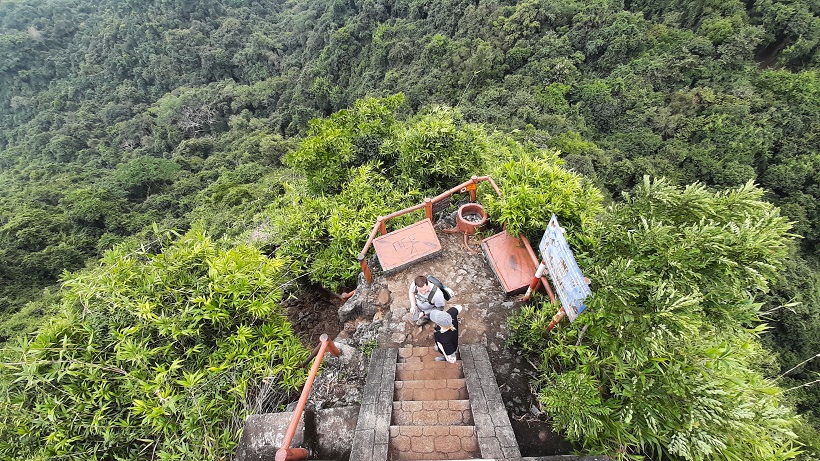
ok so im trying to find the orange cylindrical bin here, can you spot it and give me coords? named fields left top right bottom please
left=456, top=203, right=487, bottom=235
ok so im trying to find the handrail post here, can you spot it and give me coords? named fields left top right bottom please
left=424, top=198, right=433, bottom=221
left=377, top=216, right=387, bottom=236
left=469, top=176, right=478, bottom=201
left=547, top=307, right=566, bottom=332
left=522, top=260, right=547, bottom=302
left=323, top=333, right=341, bottom=356
left=358, top=253, right=372, bottom=283
left=520, top=233, right=556, bottom=303
left=275, top=334, right=341, bottom=461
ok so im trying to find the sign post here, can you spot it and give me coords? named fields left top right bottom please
left=525, top=215, right=592, bottom=330
left=522, top=260, right=547, bottom=302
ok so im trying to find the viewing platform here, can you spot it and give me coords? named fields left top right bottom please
left=359, top=176, right=550, bottom=300
left=238, top=175, right=580, bottom=461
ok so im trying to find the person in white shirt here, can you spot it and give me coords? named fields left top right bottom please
left=408, top=275, right=446, bottom=326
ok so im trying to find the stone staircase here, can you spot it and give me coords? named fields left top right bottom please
left=350, top=344, right=521, bottom=461
left=237, top=343, right=610, bottom=461
left=390, top=346, right=480, bottom=459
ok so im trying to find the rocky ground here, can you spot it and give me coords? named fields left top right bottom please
left=285, top=227, right=573, bottom=456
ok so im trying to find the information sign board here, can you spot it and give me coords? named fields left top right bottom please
left=539, top=215, right=591, bottom=322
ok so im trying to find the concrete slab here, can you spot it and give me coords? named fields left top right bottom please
left=313, top=406, right=359, bottom=459
left=461, top=345, right=522, bottom=460
left=373, top=219, right=441, bottom=272
left=236, top=412, right=304, bottom=461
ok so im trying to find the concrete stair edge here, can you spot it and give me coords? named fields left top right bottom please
left=397, top=346, right=456, bottom=363
left=393, top=378, right=469, bottom=401
left=391, top=399, right=474, bottom=426
left=394, top=378, right=467, bottom=387
left=395, top=361, right=465, bottom=381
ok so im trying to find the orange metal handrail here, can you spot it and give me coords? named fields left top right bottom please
left=520, top=233, right=556, bottom=304
left=357, top=175, right=502, bottom=283
left=275, top=333, right=341, bottom=461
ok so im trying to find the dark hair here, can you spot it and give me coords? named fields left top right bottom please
left=414, top=275, right=428, bottom=287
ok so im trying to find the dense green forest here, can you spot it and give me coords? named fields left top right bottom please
left=0, top=0, right=818, bottom=459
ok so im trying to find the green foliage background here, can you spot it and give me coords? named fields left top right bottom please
left=0, top=0, right=818, bottom=459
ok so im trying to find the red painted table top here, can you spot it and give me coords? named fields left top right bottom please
left=373, top=219, right=442, bottom=272
left=480, top=231, right=538, bottom=295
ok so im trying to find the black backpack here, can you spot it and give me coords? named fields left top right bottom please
left=426, top=275, right=452, bottom=302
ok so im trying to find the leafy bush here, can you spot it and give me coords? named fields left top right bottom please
left=394, top=106, right=490, bottom=189
left=285, top=94, right=491, bottom=195
left=510, top=177, right=801, bottom=461
left=261, top=165, right=417, bottom=291
left=485, top=148, right=603, bottom=240
left=506, top=300, right=556, bottom=357
left=114, top=156, right=181, bottom=201
left=760, top=255, right=820, bottom=459
left=0, top=230, right=308, bottom=460
left=284, top=117, right=355, bottom=193
left=0, top=288, right=61, bottom=343
left=284, top=94, right=405, bottom=194
left=187, top=166, right=290, bottom=238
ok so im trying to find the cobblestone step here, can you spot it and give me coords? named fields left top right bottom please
left=389, top=425, right=481, bottom=460
left=395, top=361, right=464, bottom=381
left=392, top=400, right=474, bottom=426
left=394, top=379, right=468, bottom=401
left=398, top=346, right=449, bottom=363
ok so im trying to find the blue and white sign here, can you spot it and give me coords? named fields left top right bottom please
left=539, top=215, right=591, bottom=322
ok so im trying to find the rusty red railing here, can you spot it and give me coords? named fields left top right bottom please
left=357, top=175, right=502, bottom=283
left=275, top=333, right=340, bottom=461
left=520, top=233, right=556, bottom=304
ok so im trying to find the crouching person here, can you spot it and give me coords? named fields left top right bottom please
left=408, top=275, right=446, bottom=326
left=430, top=306, right=462, bottom=363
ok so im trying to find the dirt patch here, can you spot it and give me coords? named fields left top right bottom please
left=490, top=346, right=575, bottom=456
left=282, top=288, right=343, bottom=346
left=282, top=290, right=368, bottom=412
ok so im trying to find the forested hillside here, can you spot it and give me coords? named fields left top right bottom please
left=1, top=0, right=818, bottom=459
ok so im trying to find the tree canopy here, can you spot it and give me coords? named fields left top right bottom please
left=0, top=0, right=818, bottom=458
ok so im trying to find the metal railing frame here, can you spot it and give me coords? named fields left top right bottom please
left=357, top=175, right=502, bottom=283
left=275, top=333, right=340, bottom=461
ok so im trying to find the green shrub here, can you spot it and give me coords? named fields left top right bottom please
left=284, top=118, right=355, bottom=193
left=485, top=149, right=603, bottom=240
left=284, top=94, right=405, bottom=194
left=188, top=166, right=289, bottom=238
left=512, top=178, right=801, bottom=461
left=395, top=106, right=490, bottom=189
left=262, top=165, right=417, bottom=291
left=0, top=230, right=309, bottom=460
left=506, top=300, right=556, bottom=357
